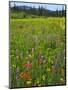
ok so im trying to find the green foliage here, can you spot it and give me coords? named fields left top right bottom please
left=11, top=12, right=27, bottom=19
left=10, top=17, right=66, bottom=88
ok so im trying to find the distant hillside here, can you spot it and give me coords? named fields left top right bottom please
left=10, top=5, right=66, bottom=18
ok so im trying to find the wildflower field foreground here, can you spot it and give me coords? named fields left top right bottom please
left=10, top=17, right=66, bottom=88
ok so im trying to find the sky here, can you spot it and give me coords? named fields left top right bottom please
left=10, top=1, right=65, bottom=11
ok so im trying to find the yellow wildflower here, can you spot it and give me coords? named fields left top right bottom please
left=42, top=75, right=45, bottom=80
left=60, top=78, right=64, bottom=82
left=47, top=68, right=51, bottom=72
left=12, top=64, right=16, bottom=68
left=29, top=54, right=32, bottom=58
left=36, top=80, right=39, bottom=84
left=26, top=81, right=32, bottom=85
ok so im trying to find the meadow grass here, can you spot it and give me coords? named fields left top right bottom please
left=10, top=17, right=66, bottom=88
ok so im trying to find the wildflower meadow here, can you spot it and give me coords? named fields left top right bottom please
left=9, top=2, right=66, bottom=88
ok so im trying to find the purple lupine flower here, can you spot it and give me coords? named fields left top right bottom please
left=16, top=76, right=19, bottom=80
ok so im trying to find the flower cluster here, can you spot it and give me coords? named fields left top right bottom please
left=20, top=72, right=31, bottom=80
left=22, top=63, right=32, bottom=69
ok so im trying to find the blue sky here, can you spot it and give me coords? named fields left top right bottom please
left=10, top=2, right=65, bottom=11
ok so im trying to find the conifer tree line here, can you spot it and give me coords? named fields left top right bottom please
left=10, top=3, right=66, bottom=17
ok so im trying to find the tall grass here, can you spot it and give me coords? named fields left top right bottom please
left=10, top=17, right=66, bottom=88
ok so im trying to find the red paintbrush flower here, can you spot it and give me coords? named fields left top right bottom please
left=20, top=72, right=31, bottom=80
left=22, top=63, right=32, bottom=68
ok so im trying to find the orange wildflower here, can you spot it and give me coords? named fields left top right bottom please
left=20, top=72, right=31, bottom=80
left=22, top=63, right=32, bottom=68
